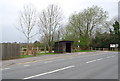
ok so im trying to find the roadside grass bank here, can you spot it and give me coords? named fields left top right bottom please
left=20, top=52, right=59, bottom=58
left=75, top=50, right=96, bottom=52
left=20, top=50, right=96, bottom=58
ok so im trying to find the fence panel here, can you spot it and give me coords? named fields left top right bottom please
left=1, top=43, right=20, bottom=60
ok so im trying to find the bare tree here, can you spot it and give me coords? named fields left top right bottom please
left=18, top=4, right=37, bottom=54
left=38, top=4, right=63, bottom=53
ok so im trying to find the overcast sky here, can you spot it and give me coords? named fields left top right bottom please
left=0, top=0, right=119, bottom=43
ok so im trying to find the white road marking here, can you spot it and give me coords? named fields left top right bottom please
left=23, top=65, right=75, bottom=80
left=2, top=68, right=10, bottom=70
left=107, top=56, right=111, bottom=58
left=24, top=65, right=30, bottom=67
left=111, top=56, right=115, bottom=57
left=44, top=61, right=52, bottom=63
left=58, top=59, right=65, bottom=61
left=69, top=58, right=74, bottom=59
left=76, top=52, right=112, bottom=59
left=107, top=56, right=114, bottom=58
left=78, top=55, right=93, bottom=58
left=96, top=58, right=103, bottom=61
left=86, top=60, right=97, bottom=63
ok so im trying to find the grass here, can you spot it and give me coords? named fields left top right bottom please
left=20, top=52, right=59, bottom=58
left=20, top=55, right=34, bottom=58
left=40, top=52, right=58, bottom=55
left=109, top=50, right=120, bottom=52
left=20, top=50, right=96, bottom=58
left=75, top=50, right=96, bottom=52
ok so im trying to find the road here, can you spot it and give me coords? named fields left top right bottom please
left=2, top=51, right=118, bottom=79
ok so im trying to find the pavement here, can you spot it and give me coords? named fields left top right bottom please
left=1, top=51, right=119, bottom=79
left=1, top=52, right=92, bottom=68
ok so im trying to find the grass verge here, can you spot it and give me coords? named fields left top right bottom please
left=20, top=52, right=59, bottom=58
left=20, top=50, right=96, bottom=58
left=75, top=50, right=96, bottom=52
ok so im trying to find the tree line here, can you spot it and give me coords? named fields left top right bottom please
left=17, top=4, right=120, bottom=54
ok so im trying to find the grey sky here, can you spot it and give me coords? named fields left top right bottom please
left=0, top=0, right=119, bottom=43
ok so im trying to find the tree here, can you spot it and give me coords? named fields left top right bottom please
left=91, top=21, right=120, bottom=49
left=18, top=4, right=37, bottom=54
left=64, top=6, right=108, bottom=49
left=112, top=21, right=120, bottom=46
left=113, top=21, right=120, bottom=35
left=38, top=4, right=63, bottom=53
left=91, top=31, right=111, bottom=48
left=33, top=41, right=43, bottom=48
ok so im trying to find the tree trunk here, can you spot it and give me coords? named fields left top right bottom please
left=48, top=46, right=52, bottom=53
left=26, top=44, right=29, bottom=55
left=26, top=37, right=29, bottom=55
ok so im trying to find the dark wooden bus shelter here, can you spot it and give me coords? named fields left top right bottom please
left=54, top=41, right=74, bottom=53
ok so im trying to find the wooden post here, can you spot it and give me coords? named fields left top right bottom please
left=32, top=47, right=34, bottom=55
left=95, top=48, right=96, bottom=50
left=103, top=48, right=105, bottom=51
left=37, top=47, right=39, bottom=54
left=44, top=46, right=46, bottom=53
left=37, top=47, right=39, bottom=52
left=39, top=47, right=40, bottom=53
left=32, top=47, right=34, bottom=50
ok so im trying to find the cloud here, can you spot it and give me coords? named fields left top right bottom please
left=0, top=0, right=119, bottom=42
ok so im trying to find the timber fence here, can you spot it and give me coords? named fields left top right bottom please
left=1, top=43, right=20, bottom=60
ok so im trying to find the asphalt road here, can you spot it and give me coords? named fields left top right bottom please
left=2, top=51, right=118, bottom=79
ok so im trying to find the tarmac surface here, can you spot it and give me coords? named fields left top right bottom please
left=1, top=51, right=119, bottom=79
